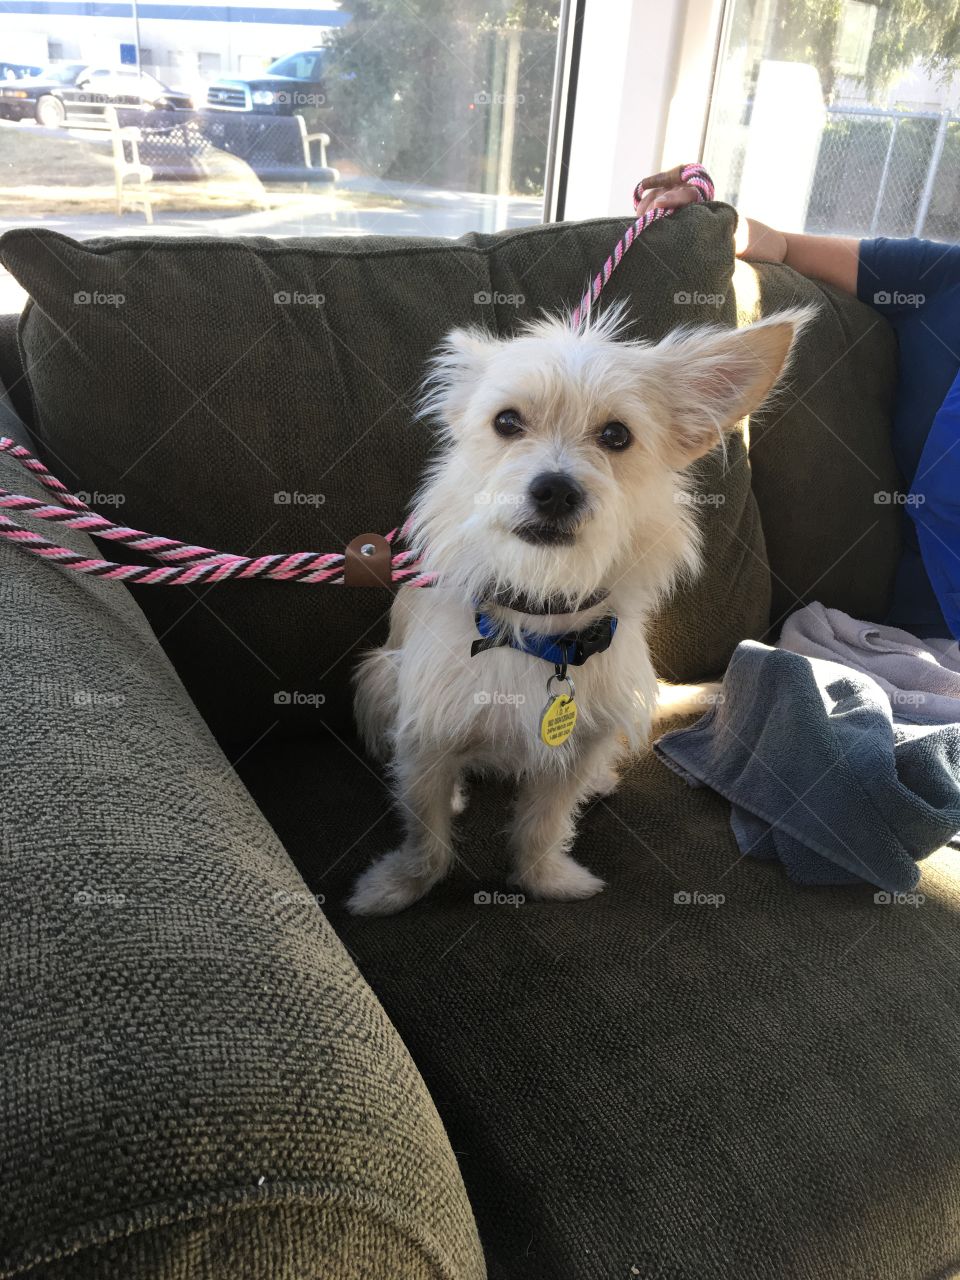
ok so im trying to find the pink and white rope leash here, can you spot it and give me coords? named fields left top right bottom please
left=0, top=439, right=434, bottom=587
left=572, top=163, right=714, bottom=327
left=0, top=165, right=713, bottom=589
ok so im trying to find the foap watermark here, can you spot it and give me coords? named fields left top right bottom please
left=74, top=290, right=125, bottom=307
left=74, top=887, right=126, bottom=906
left=274, top=490, right=326, bottom=506
left=674, top=290, right=725, bottom=307
left=274, top=290, right=325, bottom=307
left=274, top=691, right=326, bottom=707
left=674, top=490, right=726, bottom=507
left=874, top=290, right=925, bottom=308
left=474, top=690, right=526, bottom=706
left=75, top=490, right=126, bottom=507
left=474, top=90, right=525, bottom=106
left=474, top=890, right=525, bottom=907
left=275, top=90, right=326, bottom=107
left=273, top=888, right=326, bottom=907
left=475, top=490, right=523, bottom=507
left=689, top=689, right=725, bottom=708
left=874, top=491, right=925, bottom=506
left=874, top=889, right=925, bottom=907
left=890, top=691, right=927, bottom=710
left=674, top=889, right=725, bottom=907
left=73, top=690, right=125, bottom=708
left=474, top=289, right=525, bottom=307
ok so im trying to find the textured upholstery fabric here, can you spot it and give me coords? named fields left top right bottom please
left=0, top=209, right=769, bottom=746
left=739, top=264, right=903, bottom=629
left=240, top=732, right=960, bottom=1280
left=0, top=422, right=485, bottom=1279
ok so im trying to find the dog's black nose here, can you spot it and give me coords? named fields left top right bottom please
left=528, top=471, right=584, bottom=521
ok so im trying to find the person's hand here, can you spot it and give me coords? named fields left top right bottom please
left=639, top=164, right=789, bottom=264
left=635, top=165, right=703, bottom=218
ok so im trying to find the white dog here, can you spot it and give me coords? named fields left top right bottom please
left=348, top=305, right=808, bottom=915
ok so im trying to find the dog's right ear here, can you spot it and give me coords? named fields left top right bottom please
left=420, top=327, right=499, bottom=430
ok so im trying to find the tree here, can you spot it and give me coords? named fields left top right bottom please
left=751, top=0, right=960, bottom=104
left=323, top=1, right=560, bottom=193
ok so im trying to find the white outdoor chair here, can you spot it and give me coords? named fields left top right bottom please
left=106, top=106, right=154, bottom=224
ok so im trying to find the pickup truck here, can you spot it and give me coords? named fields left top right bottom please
left=204, top=48, right=330, bottom=124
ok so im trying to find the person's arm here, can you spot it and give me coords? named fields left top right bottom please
left=780, top=230, right=860, bottom=294
left=638, top=167, right=859, bottom=293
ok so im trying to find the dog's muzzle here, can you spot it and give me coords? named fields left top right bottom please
left=514, top=470, right=585, bottom=545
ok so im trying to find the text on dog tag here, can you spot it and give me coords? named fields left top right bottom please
left=540, top=695, right=577, bottom=748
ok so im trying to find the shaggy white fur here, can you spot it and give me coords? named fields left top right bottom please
left=348, top=304, right=812, bottom=915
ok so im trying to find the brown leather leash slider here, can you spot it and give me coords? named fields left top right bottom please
left=343, top=532, right=393, bottom=588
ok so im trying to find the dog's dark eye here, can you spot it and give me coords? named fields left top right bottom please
left=493, top=409, right=524, bottom=438
left=598, top=421, right=632, bottom=451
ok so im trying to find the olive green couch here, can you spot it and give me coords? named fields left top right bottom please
left=1, top=206, right=958, bottom=1280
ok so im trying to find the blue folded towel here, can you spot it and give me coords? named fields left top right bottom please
left=654, top=641, right=960, bottom=891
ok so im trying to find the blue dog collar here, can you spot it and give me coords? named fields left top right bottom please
left=470, top=609, right=618, bottom=667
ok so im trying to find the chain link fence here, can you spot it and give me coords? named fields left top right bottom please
left=807, top=105, right=960, bottom=241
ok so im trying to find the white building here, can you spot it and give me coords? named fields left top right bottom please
left=2, top=0, right=347, bottom=93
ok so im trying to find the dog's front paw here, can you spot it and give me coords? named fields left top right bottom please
left=581, top=762, right=620, bottom=799
left=511, top=853, right=606, bottom=902
left=451, top=779, right=469, bottom=815
left=347, top=850, right=437, bottom=916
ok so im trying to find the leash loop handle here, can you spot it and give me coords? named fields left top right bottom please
left=572, top=162, right=715, bottom=328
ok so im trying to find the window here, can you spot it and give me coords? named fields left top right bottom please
left=0, top=0, right=564, bottom=257
left=704, top=0, right=960, bottom=240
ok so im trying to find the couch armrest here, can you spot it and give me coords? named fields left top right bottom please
left=0, top=418, right=484, bottom=1280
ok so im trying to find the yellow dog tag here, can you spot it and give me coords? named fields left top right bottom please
left=539, top=675, right=578, bottom=747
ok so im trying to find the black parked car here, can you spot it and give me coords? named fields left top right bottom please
left=0, top=60, right=42, bottom=82
left=205, top=48, right=330, bottom=123
left=0, top=63, right=191, bottom=127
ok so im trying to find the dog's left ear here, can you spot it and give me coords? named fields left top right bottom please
left=655, top=307, right=814, bottom=465
left=421, top=326, right=500, bottom=430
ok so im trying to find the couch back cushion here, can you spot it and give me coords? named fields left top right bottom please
left=732, top=260, right=902, bottom=629
left=0, top=211, right=895, bottom=744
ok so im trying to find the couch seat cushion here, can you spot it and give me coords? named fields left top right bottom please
left=238, top=732, right=960, bottom=1280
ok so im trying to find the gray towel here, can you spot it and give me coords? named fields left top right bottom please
left=654, top=641, right=960, bottom=890
left=779, top=601, right=960, bottom=725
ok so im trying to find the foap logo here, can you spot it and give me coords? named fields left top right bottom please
left=274, top=690, right=326, bottom=707
left=73, top=690, right=125, bottom=708
left=475, top=490, right=523, bottom=507
left=874, top=889, right=925, bottom=907
left=690, top=689, right=725, bottom=708
left=874, top=491, right=925, bottom=506
left=474, top=290, right=525, bottom=307
left=674, top=490, right=726, bottom=506
left=874, top=290, right=925, bottom=308
left=474, top=90, right=525, bottom=106
left=74, top=290, right=125, bottom=307
left=674, top=290, right=725, bottom=307
left=474, top=890, right=525, bottom=907
left=273, top=888, right=326, bottom=906
left=276, top=90, right=326, bottom=107
left=890, top=690, right=926, bottom=709
left=274, top=290, right=325, bottom=307
left=674, top=889, right=725, bottom=907
left=474, top=690, right=526, bottom=706
left=274, top=490, right=326, bottom=506
left=74, top=887, right=126, bottom=906
left=75, top=490, right=126, bottom=507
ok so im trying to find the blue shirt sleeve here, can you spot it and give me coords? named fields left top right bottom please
left=858, top=236, right=960, bottom=315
